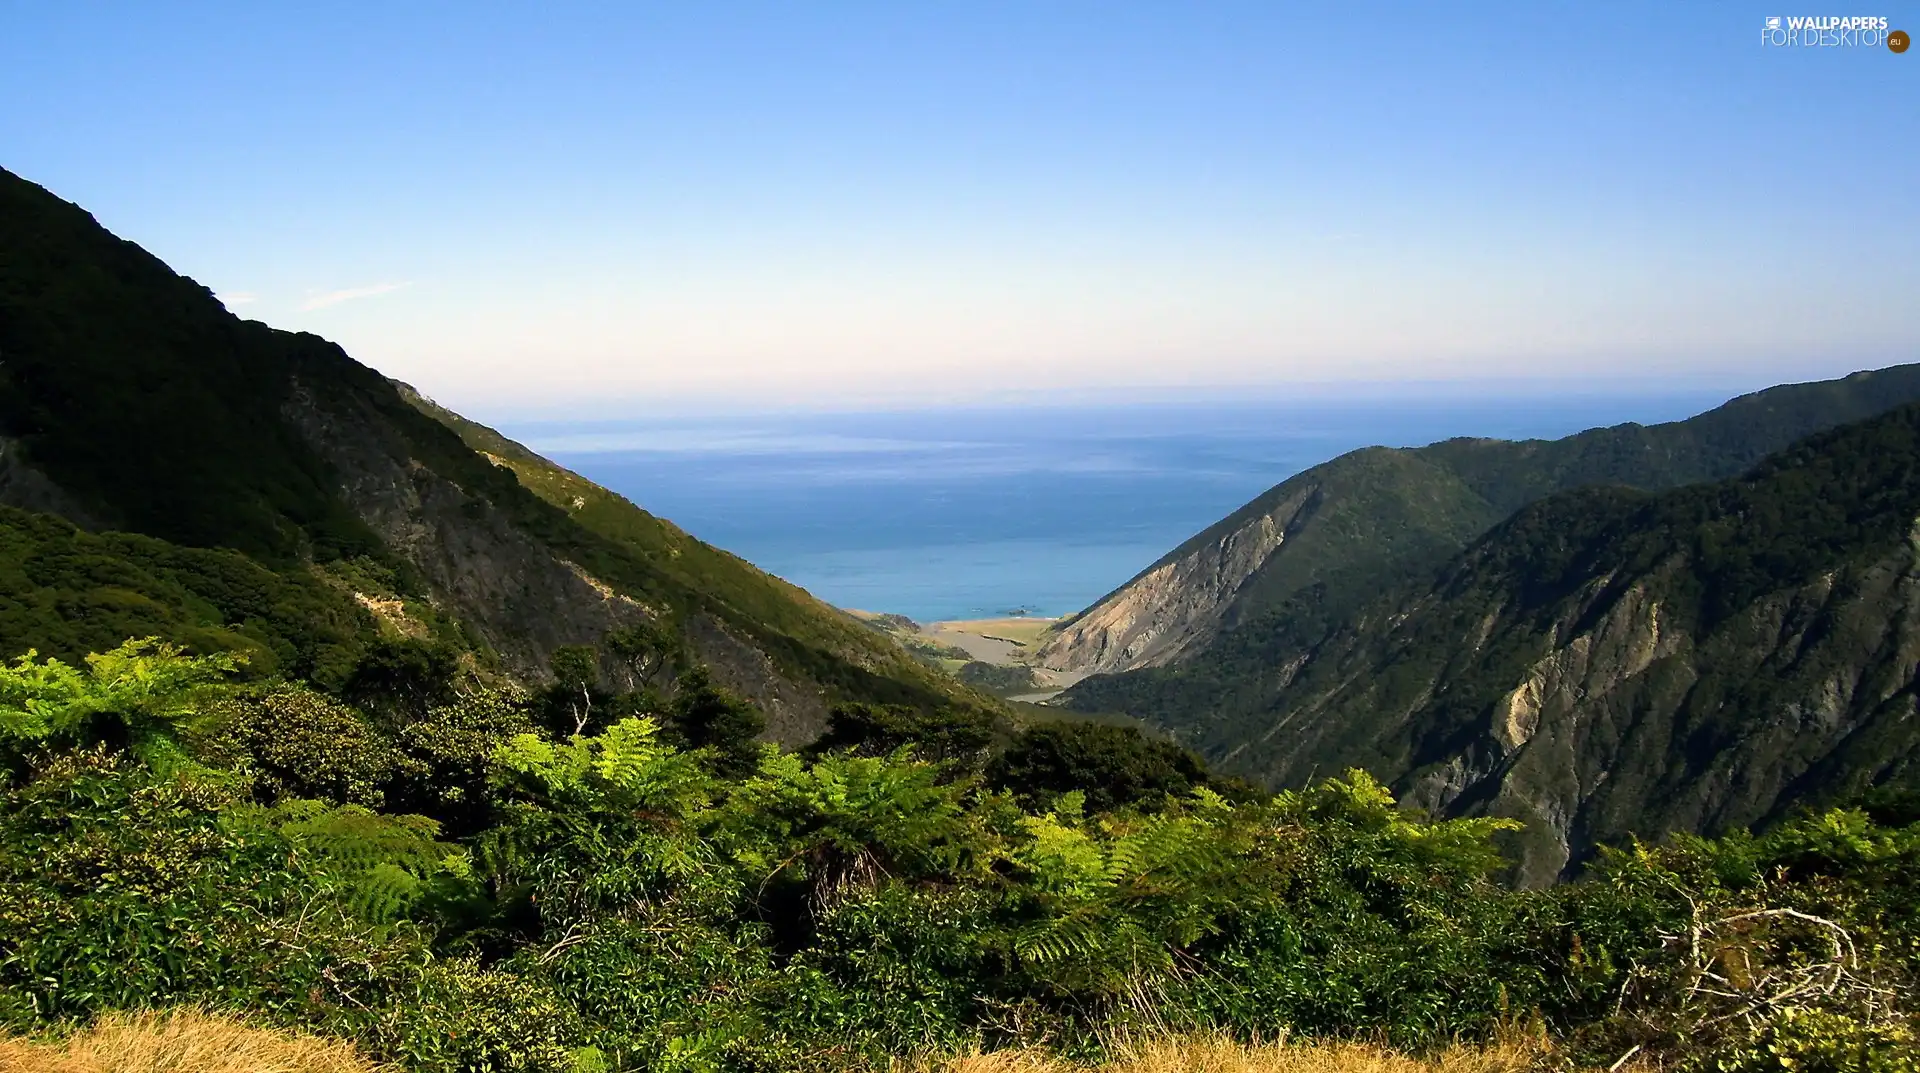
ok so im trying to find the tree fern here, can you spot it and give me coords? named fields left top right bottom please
left=494, top=717, right=713, bottom=818
left=270, top=800, right=467, bottom=924
left=0, top=638, right=241, bottom=745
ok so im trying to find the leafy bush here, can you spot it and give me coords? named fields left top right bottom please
left=809, top=702, right=998, bottom=766
left=991, top=722, right=1212, bottom=813
left=193, top=684, right=416, bottom=807
left=0, top=639, right=243, bottom=769
left=1, top=638, right=1915, bottom=1072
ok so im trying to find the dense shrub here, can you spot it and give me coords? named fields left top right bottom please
left=1, top=641, right=1914, bottom=1071
left=809, top=702, right=999, bottom=766
left=991, top=722, right=1212, bottom=813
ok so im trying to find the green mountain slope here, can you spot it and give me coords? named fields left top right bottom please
left=0, top=165, right=972, bottom=740
left=0, top=505, right=372, bottom=681
left=1038, top=365, right=1920, bottom=676
left=1067, top=403, right=1920, bottom=883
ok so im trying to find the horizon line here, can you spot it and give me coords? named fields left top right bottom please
left=434, top=364, right=1911, bottom=425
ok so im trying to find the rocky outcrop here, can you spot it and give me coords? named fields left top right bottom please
left=1037, top=488, right=1308, bottom=674
left=1037, top=446, right=1501, bottom=676
left=685, top=613, right=832, bottom=746
left=281, top=376, right=881, bottom=746
left=1434, top=544, right=1920, bottom=884
left=281, top=375, right=653, bottom=678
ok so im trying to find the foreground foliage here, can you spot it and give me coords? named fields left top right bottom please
left=0, top=1008, right=378, bottom=1073
left=0, top=642, right=1914, bottom=1072
left=936, top=1036, right=1551, bottom=1073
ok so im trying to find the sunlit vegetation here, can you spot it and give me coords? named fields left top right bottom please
left=0, top=636, right=1912, bottom=1072
left=1067, top=401, right=1920, bottom=884
left=0, top=1009, right=378, bottom=1073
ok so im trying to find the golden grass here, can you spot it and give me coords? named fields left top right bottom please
left=928, top=618, right=1061, bottom=647
left=0, top=1009, right=380, bottom=1073
left=933, top=1037, right=1563, bottom=1073
left=0, top=1015, right=1619, bottom=1073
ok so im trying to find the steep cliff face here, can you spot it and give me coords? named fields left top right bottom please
left=1439, top=547, right=1920, bottom=883
left=278, top=371, right=654, bottom=675
left=1067, top=407, right=1920, bottom=883
left=1040, top=366, right=1920, bottom=678
left=0, top=165, right=973, bottom=742
left=1038, top=485, right=1310, bottom=674
left=1039, top=448, right=1496, bottom=674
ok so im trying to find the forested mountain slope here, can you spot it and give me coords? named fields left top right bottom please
left=0, top=166, right=969, bottom=741
left=1039, top=365, right=1920, bottom=676
left=1065, top=402, right=1920, bottom=883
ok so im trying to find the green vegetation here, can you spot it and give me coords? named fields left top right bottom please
left=955, top=660, right=1039, bottom=696
left=1068, top=401, right=1920, bottom=884
left=2, top=163, right=1915, bottom=1071
left=0, top=638, right=1913, bottom=1071
left=990, top=721, right=1215, bottom=813
left=1057, top=362, right=1920, bottom=676
left=0, top=164, right=978, bottom=723
left=0, top=506, right=375, bottom=683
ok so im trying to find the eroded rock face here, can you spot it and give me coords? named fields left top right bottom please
left=1251, top=528, right=1920, bottom=887
left=685, top=614, right=831, bottom=746
left=1457, top=547, right=1920, bottom=884
left=0, top=437, right=110, bottom=529
left=1037, top=490, right=1308, bottom=674
left=282, top=377, right=833, bottom=744
left=283, top=377, right=651, bottom=678
left=1038, top=446, right=1503, bottom=678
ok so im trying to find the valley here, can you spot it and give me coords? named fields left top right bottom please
left=0, top=157, right=1913, bottom=1071
left=849, top=611, right=1088, bottom=701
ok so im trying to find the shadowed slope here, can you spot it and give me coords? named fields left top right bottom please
left=0, top=165, right=977, bottom=739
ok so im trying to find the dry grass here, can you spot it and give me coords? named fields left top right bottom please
left=0, top=1009, right=380, bottom=1073
left=932, top=1036, right=1574, bottom=1073
left=928, top=618, right=1061, bottom=648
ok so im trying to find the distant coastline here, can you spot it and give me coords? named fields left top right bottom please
left=530, top=392, right=1735, bottom=625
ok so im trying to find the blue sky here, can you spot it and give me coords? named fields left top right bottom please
left=2, top=3, right=1914, bottom=414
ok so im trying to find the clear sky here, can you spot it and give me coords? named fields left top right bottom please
left=2, top=3, right=1914, bottom=415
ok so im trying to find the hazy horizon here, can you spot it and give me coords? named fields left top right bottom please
left=449, top=365, right=1885, bottom=424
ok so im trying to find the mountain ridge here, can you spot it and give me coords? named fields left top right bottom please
left=1064, top=400, right=1920, bottom=883
left=0, top=164, right=979, bottom=742
left=1038, top=365, right=1920, bottom=677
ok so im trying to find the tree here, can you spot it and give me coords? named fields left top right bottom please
left=991, top=721, right=1210, bottom=813
left=0, top=637, right=242, bottom=758
left=546, top=645, right=600, bottom=736
left=809, top=702, right=997, bottom=766
left=604, top=622, right=681, bottom=694
left=342, top=639, right=459, bottom=722
left=667, top=667, right=765, bottom=779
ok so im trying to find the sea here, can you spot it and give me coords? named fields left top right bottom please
left=503, top=391, right=1734, bottom=624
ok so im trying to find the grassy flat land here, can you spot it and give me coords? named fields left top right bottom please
left=848, top=611, right=1085, bottom=699
left=928, top=617, right=1059, bottom=649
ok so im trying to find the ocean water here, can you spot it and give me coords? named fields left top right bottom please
left=505, top=392, right=1731, bottom=624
